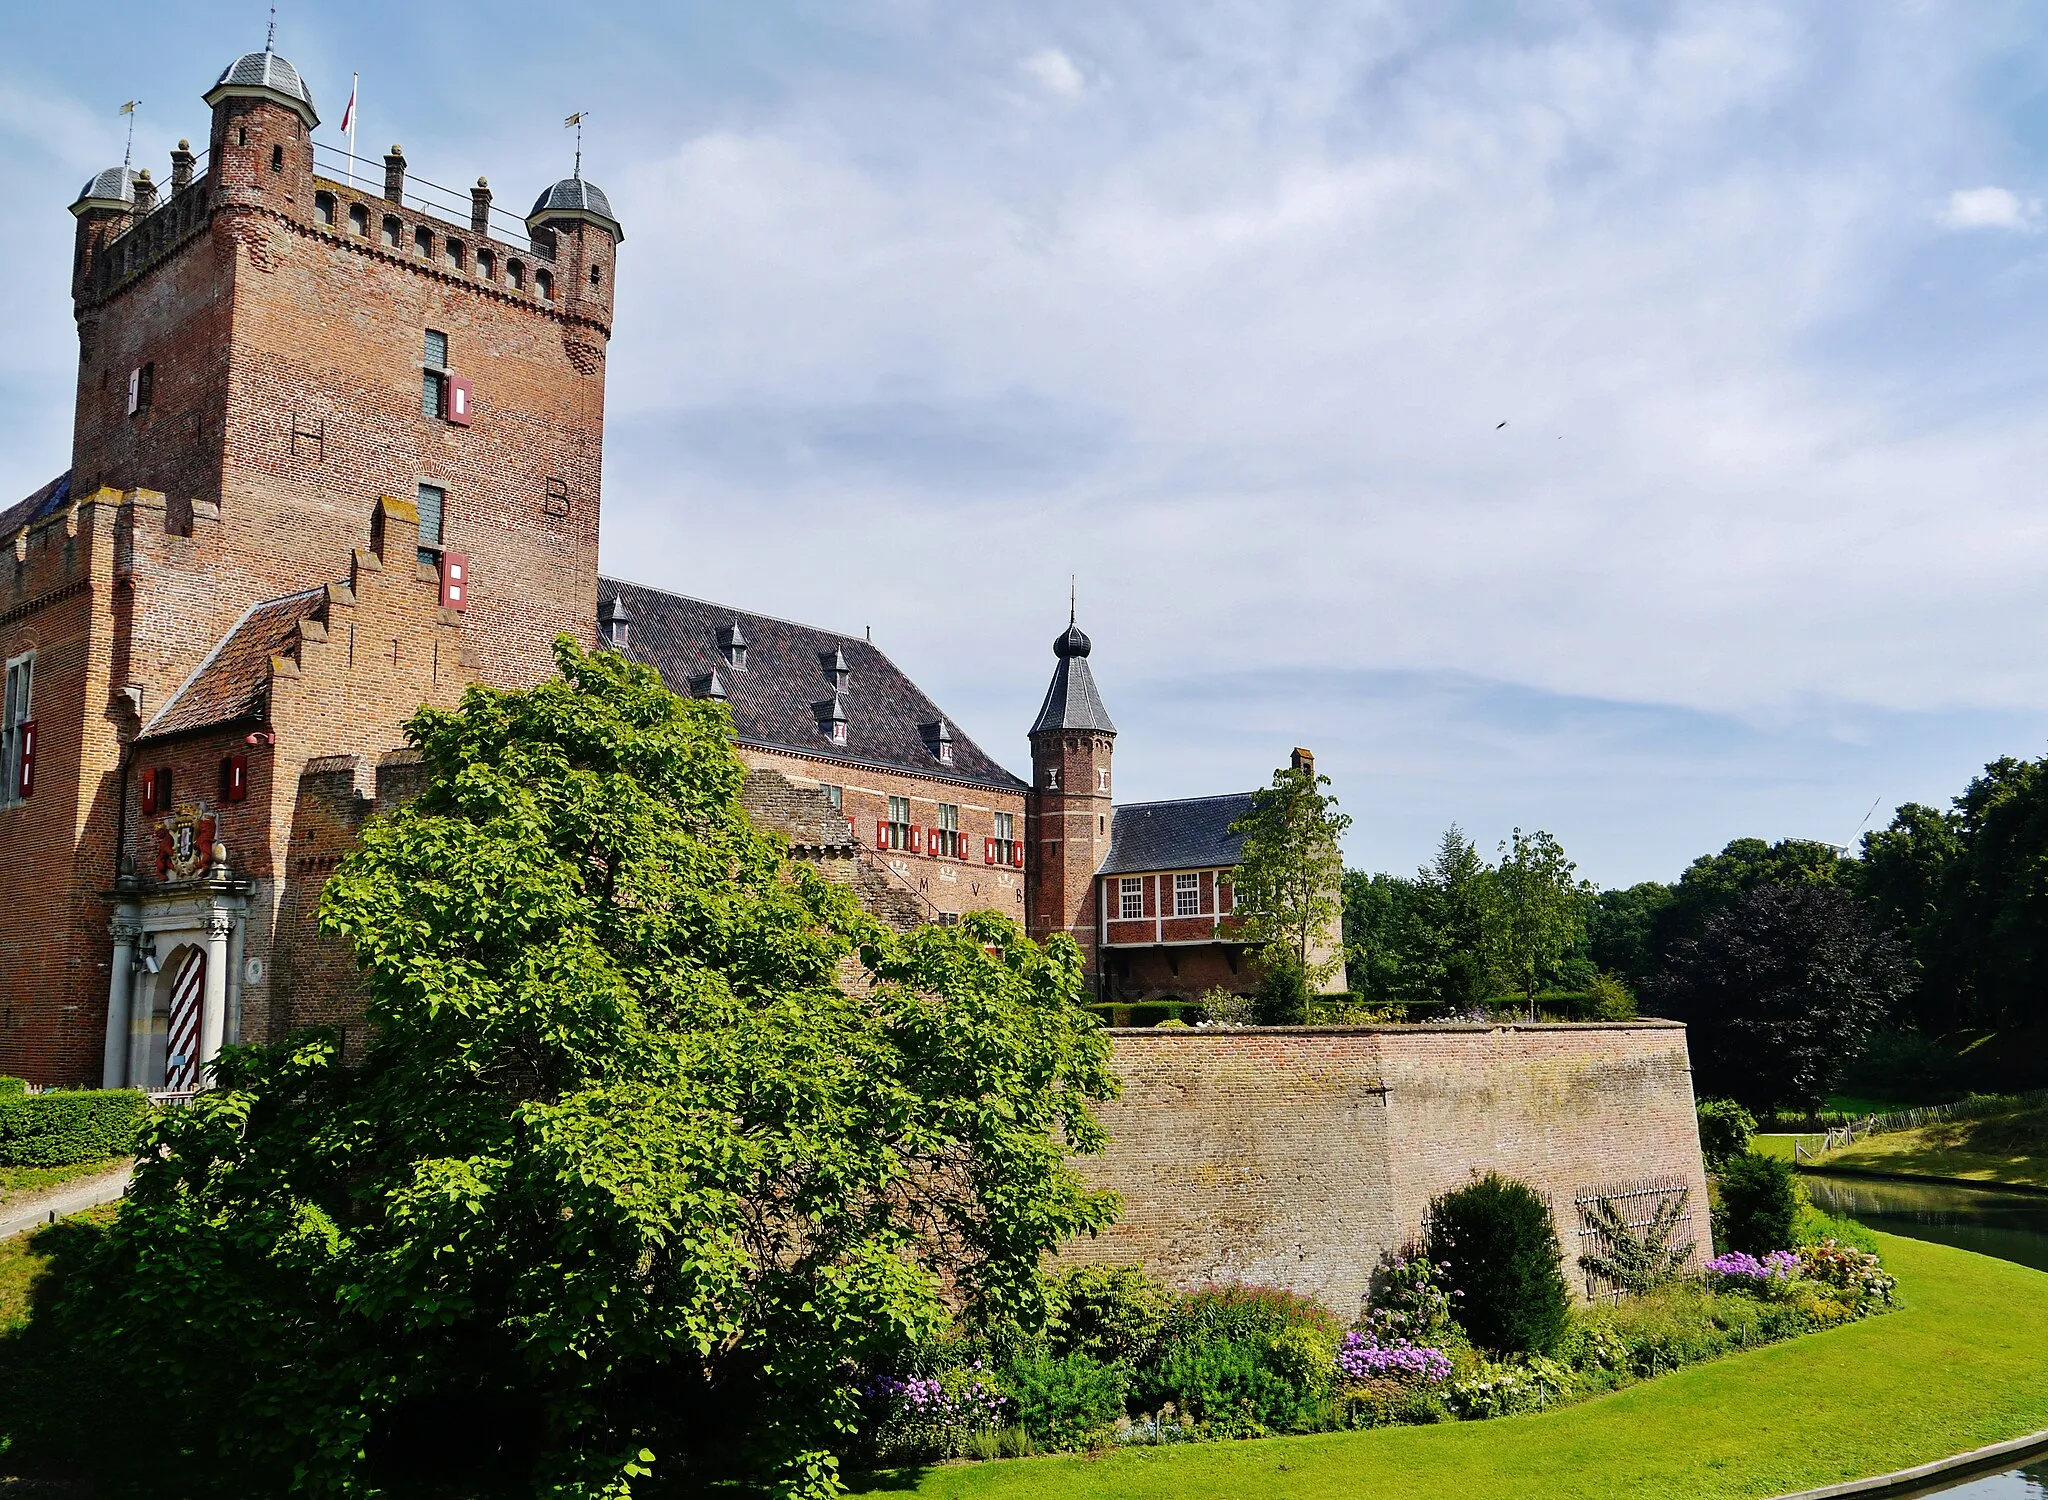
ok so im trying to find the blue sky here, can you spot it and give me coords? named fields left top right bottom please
left=8, top=2, right=2048, bottom=887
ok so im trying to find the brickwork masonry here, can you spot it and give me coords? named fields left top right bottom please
left=1065, top=1020, right=1713, bottom=1320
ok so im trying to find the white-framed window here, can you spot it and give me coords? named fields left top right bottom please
left=819, top=783, right=842, bottom=811
left=936, top=802, right=960, bottom=858
left=416, top=483, right=446, bottom=566
left=1174, top=872, right=1201, bottom=917
left=992, top=811, right=1013, bottom=842
left=2, top=652, right=33, bottom=807
left=1098, top=768, right=1110, bottom=791
left=886, top=795, right=913, bottom=851
left=1120, top=876, right=1143, bottom=921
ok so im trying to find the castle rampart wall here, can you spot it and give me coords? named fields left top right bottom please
left=1069, top=1021, right=1712, bottom=1319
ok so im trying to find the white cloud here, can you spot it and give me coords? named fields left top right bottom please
left=1939, top=185, right=2033, bottom=229
left=1020, top=47, right=1085, bottom=98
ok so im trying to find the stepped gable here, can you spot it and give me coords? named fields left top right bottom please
left=139, top=589, right=328, bottom=740
left=0, top=473, right=73, bottom=539
left=1098, top=792, right=1256, bottom=876
left=600, top=577, right=1025, bottom=791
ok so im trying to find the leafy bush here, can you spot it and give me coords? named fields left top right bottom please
left=1139, top=1335, right=1323, bottom=1438
left=1695, top=1098, right=1756, bottom=1171
left=1044, top=1264, right=1172, bottom=1364
left=1195, top=988, right=1256, bottom=1027
left=1161, top=1283, right=1339, bottom=1346
left=1795, top=1240, right=1896, bottom=1309
left=1425, top=1174, right=1571, bottom=1355
left=1585, top=973, right=1637, bottom=1020
left=1839, top=1029, right=1967, bottom=1101
left=0, top=1075, right=25, bottom=1098
left=0, top=1089, right=146, bottom=1167
left=1362, top=1252, right=1459, bottom=1344
left=1446, top=1355, right=1577, bottom=1418
left=1252, top=955, right=1311, bottom=1027
left=1004, top=1352, right=1127, bottom=1452
left=1714, top=1150, right=1800, bottom=1255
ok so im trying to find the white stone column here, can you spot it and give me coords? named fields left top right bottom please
left=101, top=917, right=141, bottom=1089
left=199, top=915, right=233, bottom=1085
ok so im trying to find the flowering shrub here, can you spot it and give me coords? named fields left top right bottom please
left=1111, top=1406, right=1198, bottom=1446
left=1362, top=1252, right=1459, bottom=1344
left=1796, top=1240, right=1897, bottom=1308
left=1705, top=1250, right=1800, bottom=1292
left=1335, top=1333, right=1453, bottom=1384
left=1446, top=1355, right=1577, bottom=1418
left=863, top=1364, right=1012, bottom=1461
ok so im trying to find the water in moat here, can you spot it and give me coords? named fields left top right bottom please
left=1802, top=1174, right=2048, bottom=1495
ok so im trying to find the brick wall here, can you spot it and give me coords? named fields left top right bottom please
left=1027, top=729, right=1113, bottom=977
left=1066, top=1021, right=1713, bottom=1319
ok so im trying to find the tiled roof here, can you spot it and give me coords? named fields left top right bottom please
left=1029, top=622, right=1116, bottom=735
left=140, top=589, right=326, bottom=741
left=1097, top=792, right=1257, bottom=876
left=0, top=473, right=72, bottom=538
left=599, top=577, right=1026, bottom=792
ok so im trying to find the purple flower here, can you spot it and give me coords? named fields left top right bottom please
left=1335, top=1332, right=1453, bottom=1383
left=1706, top=1250, right=1799, bottom=1285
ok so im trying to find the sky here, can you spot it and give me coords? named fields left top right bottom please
left=7, top=1, right=2048, bottom=888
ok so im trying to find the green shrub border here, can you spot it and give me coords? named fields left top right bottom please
left=0, top=1090, right=147, bottom=1167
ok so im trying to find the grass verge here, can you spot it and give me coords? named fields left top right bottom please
left=1812, top=1107, right=2048, bottom=1191
left=847, top=1234, right=2048, bottom=1500
left=0, top=1158, right=128, bottom=1211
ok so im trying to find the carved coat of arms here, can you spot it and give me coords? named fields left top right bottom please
left=154, top=805, right=216, bottom=880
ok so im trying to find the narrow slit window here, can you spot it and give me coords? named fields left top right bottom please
left=2, top=652, right=33, bottom=806
left=416, top=483, right=445, bottom=565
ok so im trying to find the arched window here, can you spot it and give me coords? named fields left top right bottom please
left=507, top=259, right=525, bottom=289
left=314, top=192, right=336, bottom=226
left=382, top=215, right=401, bottom=248
left=536, top=269, right=553, bottom=302
left=445, top=239, right=465, bottom=270
left=349, top=202, right=369, bottom=237
left=477, top=248, right=496, bottom=281
left=413, top=225, right=433, bottom=258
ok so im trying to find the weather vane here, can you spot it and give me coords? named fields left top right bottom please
left=119, top=100, right=140, bottom=167
left=564, top=111, right=589, bottom=179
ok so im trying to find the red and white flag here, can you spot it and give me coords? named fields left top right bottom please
left=339, top=74, right=357, bottom=135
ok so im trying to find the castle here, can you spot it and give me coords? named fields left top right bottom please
left=0, top=48, right=1709, bottom=1306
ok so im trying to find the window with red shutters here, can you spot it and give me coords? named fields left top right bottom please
left=140, top=767, right=159, bottom=815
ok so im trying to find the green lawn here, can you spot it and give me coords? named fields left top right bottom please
left=1813, top=1107, right=2048, bottom=1191
left=0, top=1158, right=129, bottom=1210
left=1750, top=1134, right=1818, bottom=1163
left=849, top=1235, right=2048, bottom=1500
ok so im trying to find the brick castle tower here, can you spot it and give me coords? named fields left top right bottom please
left=0, top=44, right=619, bottom=1085
left=1026, top=612, right=1116, bottom=987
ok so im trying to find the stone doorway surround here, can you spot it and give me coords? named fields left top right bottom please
left=101, top=863, right=250, bottom=1092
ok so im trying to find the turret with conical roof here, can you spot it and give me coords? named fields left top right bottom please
left=1026, top=605, right=1116, bottom=986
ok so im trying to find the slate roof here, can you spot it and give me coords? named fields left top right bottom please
left=530, top=177, right=623, bottom=240
left=208, top=51, right=317, bottom=123
left=598, top=577, right=1026, bottom=791
left=0, top=473, right=71, bottom=539
left=73, top=167, right=140, bottom=209
left=1029, top=622, right=1116, bottom=735
left=1096, top=792, right=1257, bottom=876
left=140, top=588, right=326, bottom=741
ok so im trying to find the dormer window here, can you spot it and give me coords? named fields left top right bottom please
left=690, top=669, right=728, bottom=700
left=598, top=594, right=632, bottom=649
left=720, top=620, right=747, bottom=671
left=816, top=696, right=848, bottom=744
left=821, top=648, right=850, bottom=692
left=922, top=719, right=955, bottom=766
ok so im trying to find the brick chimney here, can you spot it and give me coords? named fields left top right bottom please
left=471, top=177, right=492, bottom=238
left=383, top=145, right=406, bottom=204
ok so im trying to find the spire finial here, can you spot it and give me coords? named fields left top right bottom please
left=119, top=100, right=140, bottom=168
left=564, top=111, right=588, bottom=179
left=1069, top=575, right=1076, bottom=627
left=266, top=0, right=277, bottom=52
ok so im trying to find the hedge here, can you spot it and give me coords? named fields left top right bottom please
left=0, top=1089, right=147, bottom=1167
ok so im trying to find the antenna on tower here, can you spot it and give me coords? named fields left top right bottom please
left=119, top=100, right=140, bottom=167
left=564, top=111, right=588, bottom=179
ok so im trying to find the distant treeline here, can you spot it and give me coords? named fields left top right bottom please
left=1343, top=752, right=2048, bottom=1110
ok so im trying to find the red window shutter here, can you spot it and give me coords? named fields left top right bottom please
left=222, top=754, right=249, bottom=803
left=911, top=825, right=923, bottom=854
left=447, top=376, right=473, bottom=426
left=984, top=837, right=995, bottom=864
left=876, top=820, right=889, bottom=849
left=16, top=720, right=32, bottom=800
left=441, top=552, right=470, bottom=611
left=1011, top=840, right=1024, bottom=868
left=140, top=766, right=158, bottom=815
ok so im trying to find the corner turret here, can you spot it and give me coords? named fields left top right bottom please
left=1026, top=607, right=1117, bottom=981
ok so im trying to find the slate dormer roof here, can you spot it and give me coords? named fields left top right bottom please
left=598, top=577, right=1026, bottom=791
left=1030, top=620, right=1115, bottom=736
left=1096, top=792, right=1258, bottom=876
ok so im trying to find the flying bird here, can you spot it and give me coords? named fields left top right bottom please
left=1496, top=421, right=1508, bottom=429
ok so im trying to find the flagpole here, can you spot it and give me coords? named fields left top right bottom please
left=344, top=73, right=359, bottom=187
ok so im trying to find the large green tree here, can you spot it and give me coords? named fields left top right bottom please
left=1230, top=759, right=1352, bottom=1015
left=1492, top=828, right=1591, bottom=1009
left=14, top=642, right=1118, bottom=1499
